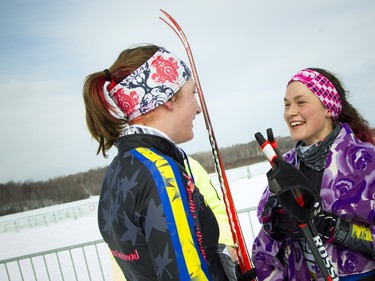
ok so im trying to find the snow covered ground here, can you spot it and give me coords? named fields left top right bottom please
left=0, top=161, right=270, bottom=280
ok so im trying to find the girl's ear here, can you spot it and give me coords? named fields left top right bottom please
left=164, top=100, right=174, bottom=111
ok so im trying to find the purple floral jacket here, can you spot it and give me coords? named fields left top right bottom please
left=252, top=123, right=375, bottom=280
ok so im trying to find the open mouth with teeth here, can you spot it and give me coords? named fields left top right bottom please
left=290, top=121, right=305, bottom=127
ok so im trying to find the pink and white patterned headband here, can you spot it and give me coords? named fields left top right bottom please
left=288, top=69, right=342, bottom=120
left=107, top=47, right=191, bottom=121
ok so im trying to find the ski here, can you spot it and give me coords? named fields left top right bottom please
left=255, top=130, right=339, bottom=281
left=160, top=9, right=256, bottom=280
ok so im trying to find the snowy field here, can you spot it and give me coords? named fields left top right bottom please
left=0, top=161, right=270, bottom=281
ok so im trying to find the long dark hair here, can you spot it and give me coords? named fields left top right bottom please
left=309, top=68, right=374, bottom=145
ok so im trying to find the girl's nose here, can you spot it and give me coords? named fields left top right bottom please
left=196, top=105, right=201, bottom=115
left=286, top=103, right=297, bottom=117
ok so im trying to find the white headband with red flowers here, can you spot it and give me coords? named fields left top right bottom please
left=107, top=47, right=191, bottom=121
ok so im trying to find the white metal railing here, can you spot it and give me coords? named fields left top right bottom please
left=0, top=202, right=97, bottom=234
left=0, top=240, right=112, bottom=281
left=0, top=163, right=267, bottom=281
left=0, top=207, right=259, bottom=281
left=0, top=162, right=268, bottom=235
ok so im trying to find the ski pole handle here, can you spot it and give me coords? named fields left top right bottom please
left=256, top=130, right=306, bottom=205
left=266, top=128, right=283, bottom=159
left=254, top=132, right=277, bottom=166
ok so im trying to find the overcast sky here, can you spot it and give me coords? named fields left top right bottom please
left=1, top=0, right=374, bottom=183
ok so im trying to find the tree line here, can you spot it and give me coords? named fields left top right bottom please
left=0, top=135, right=295, bottom=216
left=190, top=136, right=294, bottom=173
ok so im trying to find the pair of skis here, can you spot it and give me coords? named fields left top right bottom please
left=255, top=129, right=339, bottom=281
left=159, top=9, right=256, bottom=281
left=160, top=9, right=338, bottom=281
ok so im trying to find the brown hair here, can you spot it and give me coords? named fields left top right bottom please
left=83, top=44, right=160, bottom=156
left=309, top=68, right=374, bottom=145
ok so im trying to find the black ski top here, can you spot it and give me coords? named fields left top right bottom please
left=98, top=134, right=228, bottom=281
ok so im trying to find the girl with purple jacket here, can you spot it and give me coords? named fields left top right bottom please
left=252, top=68, right=375, bottom=281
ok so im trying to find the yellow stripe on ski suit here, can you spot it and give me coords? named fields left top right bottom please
left=137, top=147, right=209, bottom=281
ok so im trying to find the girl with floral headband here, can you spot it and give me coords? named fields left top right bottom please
left=252, top=68, right=375, bottom=281
left=83, top=44, right=230, bottom=281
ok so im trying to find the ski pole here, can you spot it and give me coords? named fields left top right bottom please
left=159, top=9, right=256, bottom=280
left=255, top=130, right=338, bottom=281
left=265, top=128, right=306, bottom=206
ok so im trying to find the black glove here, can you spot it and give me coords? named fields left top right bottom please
left=277, top=211, right=338, bottom=241
left=313, top=216, right=375, bottom=258
left=262, top=194, right=340, bottom=242
left=261, top=195, right=300, bottom=240
left=295, top=212, right=374, bottom=258
left=267, top=158, right=321, bottom=224
left=313, top=211, right=338, bottom=242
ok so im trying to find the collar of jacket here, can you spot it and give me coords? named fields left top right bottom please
left=115, top=134, right=185, bottom=166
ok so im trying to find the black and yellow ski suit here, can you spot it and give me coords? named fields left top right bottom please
left=98, top=133, right=228, bottom=281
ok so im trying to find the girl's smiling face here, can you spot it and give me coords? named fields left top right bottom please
left=284, top=82, right=334, bottom=145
